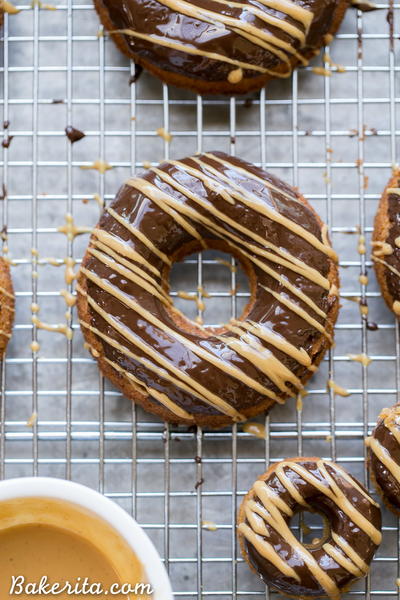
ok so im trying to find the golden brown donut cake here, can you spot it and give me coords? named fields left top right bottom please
left=94, top=0, right=349, bottom=95
left=372, top=171, right=400, bottom=317
left=238, top=457, right=382, bottom=599
left=0, top=257, right=14, bottom=356
left=366, top=403, right=400, bottom=515
left=77, top=152, right=339, bottom=427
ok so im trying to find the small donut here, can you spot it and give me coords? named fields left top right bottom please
left=238, top=457, right=382, bottom=600
left=372, top=171, right=400, bottom=316
left=77, top=152, right=339, bottom=427
left=366, top=403, right=400, bottom=514
left=0, top=257, right=14, bottom=355
left=94, top=0, right=349, bottom=95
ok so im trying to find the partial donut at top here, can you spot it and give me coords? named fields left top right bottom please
left=77, top=152, right=339, bottom=428
left=372, top=170, right=400, bottom=317
left=93, top=0, right=349, bottom=94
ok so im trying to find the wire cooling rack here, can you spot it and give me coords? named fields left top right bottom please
left=1, top=1, right=400, bottom=598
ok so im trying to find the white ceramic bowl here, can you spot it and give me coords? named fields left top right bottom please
left=0, top=476, right=173, bottom=600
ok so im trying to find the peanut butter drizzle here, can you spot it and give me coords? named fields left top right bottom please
left=0, top=285, right=14, bottom=300
left=88, top=246, right=171, bottom=306
left=107, top=206, right=171, bottom=266
left=92, top=239, right=166, bottom=300
left=358, top=235, right=366, bottom=255
left=177, top=291, right=205, bottom=312
left=127, top=174, right=330, bottom=320
left=330, top=531, right=368, bottom=573
left=371, top=240, right=393, bottom=257
left=365, top=436, right=400, bottom=485
left=126, top=178, right=327, bottom=337
left=198, top=155, right=337, bottom=260
left=1, top=0, right=21, bottom=13
left=78, top=287, right=245, bottom=421
left=377, top=404, right=400, bottom=445
left=312, top=66, right=331, bottom=77
left=242, top=422, right=267, bottom=439
left=172, top=0, right=310, bottom=44
left=327, top=379, right=350, bottom=396
left=118, top=28, right=270, bottom=74
left=202, top=520, right=218, bottom=531
left=80, top=267, right=282, bottom=405
left=216, top=258, right=237, bottom=272
left=322, top=543, right=363, bottom=577
left=231, top=319, right=311, bottom=367
left=80, top=159, right=113, bottom=174
left=240, top=459, right=379, bottom=597
left=151, top=163, right=330, bottom=290
left=261, top=285, right=331, bottom=341
left=221, top=333, right=303, bottom=395
left=156, top=127, right=173, bottom=143
left=227, top=68, right=243, bottom=84
left=92, top=229, right=161, bottom=278
left=58, top=213, right=92, bottom=240
left=359, top=274, right=368, bottom=285
left=393, top=300, right=400, bottom=315
left=64, top=257, right=77, bottom=285
left=372, top=254, right=400, bottom=278
left=60, top=289, right=76, bottom=307
left=118, top=0, right=313, bottom=80
left=348, top=353, right=371, bottom=366
left=102, top=354, right=194, bottom=421
left=294, top=461, right=381, bottom=519
left=32, top=316, right=73, bottom=340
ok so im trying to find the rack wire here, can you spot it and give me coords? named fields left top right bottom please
left=1, top=1, right=400, bottom=598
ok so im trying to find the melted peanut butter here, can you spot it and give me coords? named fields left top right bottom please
left=0, top=497, right=148, bottom=600
left=242, top=422, right=267, bottom=439
left=327, top=379, right=350, bottom=397
left=80, top=160, right=113, bottom=174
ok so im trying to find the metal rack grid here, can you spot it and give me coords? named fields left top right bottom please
left=1, top=1, right=400, bottom=598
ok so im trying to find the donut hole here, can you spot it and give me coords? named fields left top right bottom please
left=292, top=510, right=329, bottom=549
left=168, top=242, right=252, bottom=328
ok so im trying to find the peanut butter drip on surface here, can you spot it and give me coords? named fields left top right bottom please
left=80, top=153, right=337, bottom=422
left=1, top=0, right=21, bottom=13
left=348, top=353, right=372, bottom=366
left=242, top=422, right=267, bottom=439
left=80, top=159, right=113, bottom=174
left=327, top=379, right=350, bottom=397
left=117, top=0, right=313, bottom=80
left=58, top=213, right=92, bottom=241
left=240, top=459, right=380, bottom=600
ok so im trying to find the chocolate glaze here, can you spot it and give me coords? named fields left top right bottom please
left=79, top=152, right=338, bottom=423
left=1, top=136, right=13, bottom=149
left=242, top=459, right=381, bottom=598
left=382, top=179, right=400, bottom=303
left=65, top=126, right=85, bottom=143
left=95, top=0, right=347, bottom=88
left=368, top=404, right=400, bottom=512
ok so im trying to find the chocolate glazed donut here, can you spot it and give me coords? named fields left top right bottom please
left=93, top=0, right=349, bottom=94
left=0, top=257, right=14, bottom=356
left=366, top=404, right=400, bottom=514
left=77, top=152, right=339, bottom=428
left=238, top=458, right=382, bottom=600
left=372, top=171, right=400, bottom=317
